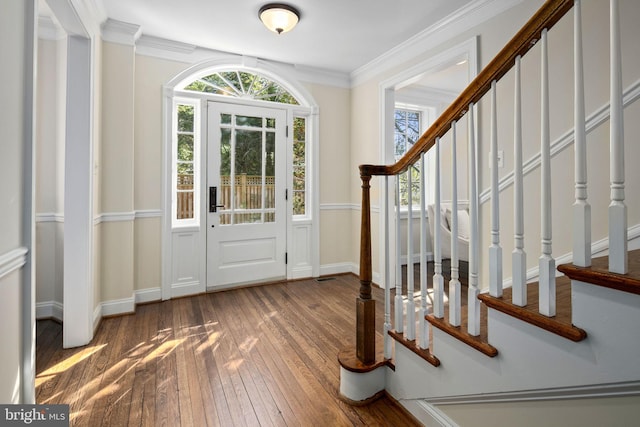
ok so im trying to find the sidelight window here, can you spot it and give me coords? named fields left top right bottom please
left=173, top=99, right=200, bottom=225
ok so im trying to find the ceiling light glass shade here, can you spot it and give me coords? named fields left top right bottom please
left=259, top=4, right=300, bottom=34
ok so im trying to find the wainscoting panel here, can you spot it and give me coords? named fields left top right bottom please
left=291, top=223, right=312, bottom=279
left=171, top=230, right=203, bottom=298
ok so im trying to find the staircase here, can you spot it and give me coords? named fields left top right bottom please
left=339, top=1, right=640, bottom=425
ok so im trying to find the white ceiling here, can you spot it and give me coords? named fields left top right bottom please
left=97, top=0, right=475, bottom=75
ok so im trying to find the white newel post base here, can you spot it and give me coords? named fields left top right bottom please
left=339, top=365, right=386, bottom=404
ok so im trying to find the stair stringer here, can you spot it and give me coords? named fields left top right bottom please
left=385, top=288, right=640, bottom=403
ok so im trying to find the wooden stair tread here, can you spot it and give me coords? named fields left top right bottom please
left=426, top=303, right=498, bottom=357
left=388, top=330, right=440, bottom=367
left=558, top=249, right=640, bottom=295
left=478, top=276, right=587, bottom=342
left=338, top=334, right=393, bottom=373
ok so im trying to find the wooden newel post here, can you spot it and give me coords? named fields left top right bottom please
left=357, top=172, right=376, bottom=364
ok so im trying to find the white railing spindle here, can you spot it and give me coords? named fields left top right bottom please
left=539, top=28, right=556, bottom=317
left=406, top=169, right=416, bottom=341
left=609, top=0, right=628, bottom=274
left=573, top=0, right=591, bottom=268
left=433, top=138, right=445, bottom=318
left=419, top=154, right=429, bottom=349
left=395, top=176, right=404, bottom=332
left=489, top=80, right=503, bottom=298
left=449, top=121, right=461, bottom=327
left=468, top=104, right=481, bottom=336
left=384, top=176, right=392, bottom=359
left=512, top=56, right=527, bottom=306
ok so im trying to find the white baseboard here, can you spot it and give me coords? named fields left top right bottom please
left=101, top=295, right=135, bottom=317
left=35, top=300, right=63, bottom=322
left=290, top=266, right=313, bottom=280
left=320, top=262, right=355, bottom=277
left=135, top=287, right=162, bottom=304
left=319, top=262, right=383, bottom=287
left=171, top=281, right=204, bottom=299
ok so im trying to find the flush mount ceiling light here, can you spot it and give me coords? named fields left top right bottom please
left=259, top=3, right=300, bottom=35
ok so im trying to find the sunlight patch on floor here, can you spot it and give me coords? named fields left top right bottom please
left=196, top=331, right=220, bottom=354
left=142, top=338, right=185, bottom=363
left=37, top=344, right=106, bottom=377
left=224, top=358, right=245, bottom=371
left=239, top=336, right=258, bottom=353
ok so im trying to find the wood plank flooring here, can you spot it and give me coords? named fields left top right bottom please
left=36, top=275, right=420, bottom=427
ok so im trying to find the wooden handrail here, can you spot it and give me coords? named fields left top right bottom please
left=359, top=0, right=574, bottom=178
left=352, top=0, right=576, bottom=365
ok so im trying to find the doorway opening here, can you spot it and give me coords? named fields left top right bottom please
left=378, top=37, right=478, bottom=289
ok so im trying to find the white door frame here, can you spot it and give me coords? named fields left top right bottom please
left=45, top=0, right=100, bottom=349
left=377, top=37, right=479, bottom=289
left=162, top=60, right=320, bottom=300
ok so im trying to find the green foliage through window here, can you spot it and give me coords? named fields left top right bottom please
left=293, top=117, right=306, bottom=215
left=176, top=103, right=196, bottom=220
left=183, top=71, right=300, bottom=105
left=395, top=108, right=421, bottom=206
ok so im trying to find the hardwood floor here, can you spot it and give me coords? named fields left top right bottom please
left=36, top=275, right=420, bottom=426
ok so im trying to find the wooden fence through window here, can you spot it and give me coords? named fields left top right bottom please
left=177, top=174, right=275, bottom=220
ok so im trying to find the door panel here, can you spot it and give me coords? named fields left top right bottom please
left=207, top=102, right=287, bottom=288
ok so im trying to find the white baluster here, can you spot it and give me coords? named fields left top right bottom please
left=449, top=121, right=461, bottom=327
left=468, top=104, right=481, bottom=336
left=539, top=28, right=556, bottom=317
left=395, top=176, right=404, bottom=332
left=384, top=176, right=392, bottom=359
left=512, top=56, right=527, bottom=306
left=609, top=0, right=628, bottom=274
left=433, top=138, right=445, bottom=319
left=419, top=153, right=429, bottom=349
left=573, top=0, right=591, bottom=268
left=489, top=80, right=503, bottom=298
left=406, top=168, right=416, bottom=341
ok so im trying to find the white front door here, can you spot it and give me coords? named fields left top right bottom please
left=207, top=102, right=287, bottom=288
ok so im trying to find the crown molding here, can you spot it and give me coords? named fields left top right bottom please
left=134, top=34, right=351, bottom=88
left=351, top=0, right=524, bottom=87
left=293, top=64, right=351, bottom=89
left=101, top=18, right=141, bottom=46
left=136, top=34, right=198, bottom=57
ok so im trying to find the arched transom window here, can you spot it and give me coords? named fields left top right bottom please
left=183, top=71, right=300, bottom=105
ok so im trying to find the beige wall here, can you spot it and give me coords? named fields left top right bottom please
left=98, top=40, right=135, bottom=303
left=98, top=47, right=188, bottom=303
left=102, top=42, right=134, bottom=213
left=133, top=55, right=187, bottom=211
left=35, top=38, right=65, bottom=307
left=305, top=83, right=352, bottom=267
